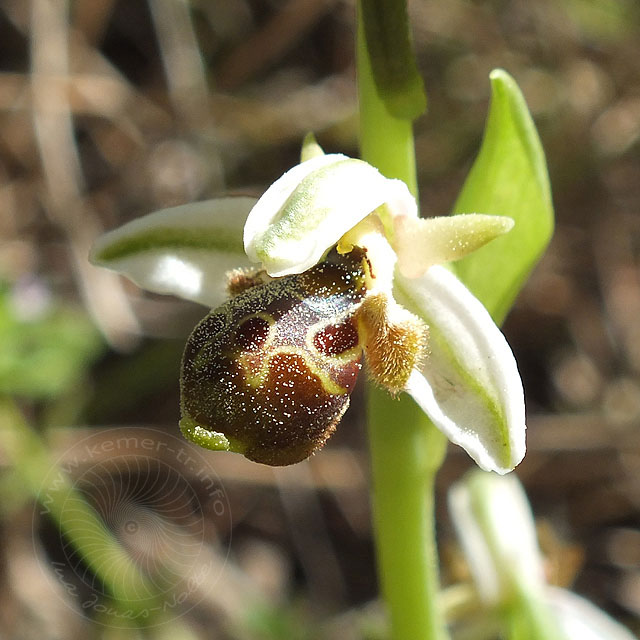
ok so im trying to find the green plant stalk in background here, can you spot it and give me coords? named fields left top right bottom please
left=357, top=4, right=450, bottom=640
left=0, top=399, right=159, bottom=617
left=1, top=398, right=203, bottom=636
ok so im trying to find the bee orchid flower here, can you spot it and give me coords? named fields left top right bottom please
left=91, top=146, right=525, bottom=473
left=449, top=470, right=637, bottom=640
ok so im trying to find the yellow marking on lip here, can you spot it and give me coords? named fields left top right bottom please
left=239, top=346, right=351, bottom=396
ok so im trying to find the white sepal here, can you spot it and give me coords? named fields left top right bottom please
left=90, top=197, right=256, bottom=308
left=396, top=266, right=525, bottom=474
left=547, top=587, right=637, bottom=640
left=244, top=154, right=417, bottom=277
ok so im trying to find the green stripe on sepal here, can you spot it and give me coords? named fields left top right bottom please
left=396, top=266, right=525, bottom=474
left=94, top=227, right=243, bottom=263
left=90, top=197, right=257, bottom=308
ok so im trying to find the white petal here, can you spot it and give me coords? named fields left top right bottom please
left=394, top=214, right=514, bottom=278
left=90, top=197, right=256, bottom=308
left=244, top=154, right=417, bottom=276
left=546, top=587, right=637, bottom=640
left=448, top=471, right=544, bottom=604
left=396, top=266, right=525, bottom=473
left=300, top=132, right=325, bottom=162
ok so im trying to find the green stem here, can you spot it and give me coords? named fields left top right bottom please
left=357, top=5, right=450, bottom=639
left=367, top=390, right=448, bottom=640
left=357, top=4, right=418, bottom=197
left=505, top=582, right=570, bottom=640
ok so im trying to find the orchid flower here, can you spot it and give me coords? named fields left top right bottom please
left=449, top=470, right=637, bottom=640
left=90, top=142, right=525, bottom=473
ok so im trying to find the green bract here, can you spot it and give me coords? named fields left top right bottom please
left=453, top=69, right=554, bottom=324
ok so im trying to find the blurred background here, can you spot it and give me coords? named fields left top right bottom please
left=1, top=0, right=640, bottom=638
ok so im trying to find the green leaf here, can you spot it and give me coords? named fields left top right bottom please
left=452, top=69, right=554, bottom=324
left=0, top=284, right=103, bottom=399
left=359, top=0, right=427, bottom=120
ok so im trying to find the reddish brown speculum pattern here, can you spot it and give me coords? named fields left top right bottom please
left=180, top=248, right=367, bottom=465
left=313, top=320, right=360, bottom=357
left=235, top=315, right=271, bottom=350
